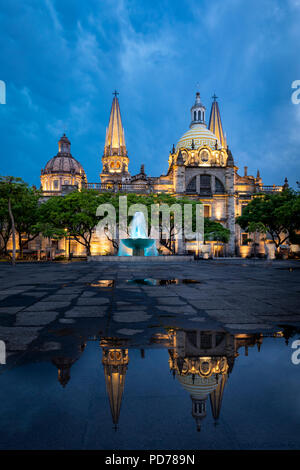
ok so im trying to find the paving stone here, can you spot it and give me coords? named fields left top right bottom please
left=39, top=341, right=61, bottom=351
left=43, top=294, right=78, bottom=302
left=65, top=307, right=107, bottom=318
left=117, top=328, right=144, bottom=335
left=15, top=311, right=59, bottom=326
left=0, top=307, right=25, bottom=314
left=22, top=292, right=48, bottom=298
left=0, top=326, right=42, bottom=351
left=80, top=291, right=97, bottom=297
left=116, top=305, right=148, bottom=311
left=113, top=311, right=152, bottom=323
left=24, top=301, right=71, bottom=311
left=224, top=323, right=273, bottom=330
left=76, top=298, right=109, bottom=306
left=188, top=299, right=233, bottom=309
left=157, top=298, right=187, bottom=306
left=157, top=305, right=197, bottom=315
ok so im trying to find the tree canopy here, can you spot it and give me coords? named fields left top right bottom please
left=0, top=181, right=232, bottom=258
left=40, top=190, right=229, bottom=255
left=236, top=189, right=300, bottom=248
left=0, top=176, right=41, bottom=261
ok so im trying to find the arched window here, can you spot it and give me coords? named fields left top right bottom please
left=215, top=178, right=225, bottom=193
left=194, top=111, right=197, bottom=121
left=198, top=110, right=201, bottom=121
left=200, top=175, right=211, bottom=195
left=186, top=176, right=196, bottom=193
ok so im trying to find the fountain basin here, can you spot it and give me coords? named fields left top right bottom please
left=121, top=238, right=156, bottom=256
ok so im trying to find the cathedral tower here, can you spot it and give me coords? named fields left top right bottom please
left=208, top=95, right=227, bottom=148
left=190, top=92, right=206, bottom=126
left=101, top=91, right=130, bottom=183
left=102, top=347, right=129, bottom=430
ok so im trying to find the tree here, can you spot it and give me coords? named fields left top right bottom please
left=13, top=186, right=42, bottom=258
left=203, top=218, right=230, bottom=257
left=247, top=221, right=267, bottom=257
left=236, top=189, right=300, bottom=249
left=37, top=190, right=232, bottom=257
left=0, top=191, right=12, bottom=257
left=0, top=176, right=29, bottom=265
left=39, top=190, right=102, bottom=256
left=204, top=218, right=230, bottom=243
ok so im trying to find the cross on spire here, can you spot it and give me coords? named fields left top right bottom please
left=212, top=93, right=218, bottom=102
left=113, top=90, right=119, bottom=97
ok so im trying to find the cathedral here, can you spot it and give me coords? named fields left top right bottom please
left=40, top=91, right=285, bottom=257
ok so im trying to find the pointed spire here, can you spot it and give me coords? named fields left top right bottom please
left=208, top=95, right=226, bottom=148
left=102, top=348, right=129, bottom=428
left=176, top=150, right=184, bottom=165
left=209, top=373, right=227, bottom=422
left=104, top=92, right=127, bottom=157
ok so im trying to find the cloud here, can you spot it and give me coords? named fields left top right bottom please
left=0, top=0, right=300, bottom=188
left=45, top=0, right=63, bottom=32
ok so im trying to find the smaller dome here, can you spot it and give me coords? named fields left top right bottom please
left=44, top=155, right=85, bottom=176
left=41, top=134, right=86, bottom=179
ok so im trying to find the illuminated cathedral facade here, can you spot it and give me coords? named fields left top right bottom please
left=40, top=91, right=285, bottom=257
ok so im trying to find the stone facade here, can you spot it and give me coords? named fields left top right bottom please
left=35, top=91, right=285, bottom=258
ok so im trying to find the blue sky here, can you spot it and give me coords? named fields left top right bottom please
left=1, top=0, right=300, bottom=187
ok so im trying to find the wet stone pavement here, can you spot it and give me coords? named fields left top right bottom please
left=0, top=259, right=299, bottom=449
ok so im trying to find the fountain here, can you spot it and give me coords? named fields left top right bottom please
left=89, top=210, right=194, bottom=262
left=118, top=211, right=158, bottom=257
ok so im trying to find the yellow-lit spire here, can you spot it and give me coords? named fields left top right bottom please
left=208, top=94, right=227, bottom=148
left=104, top=91, right=127, bottom=156
left=102, top=348, right=129, bottom=429
left=209, top=373, right=227, bottom=422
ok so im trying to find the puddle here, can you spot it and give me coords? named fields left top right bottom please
left=127, top=278, right=202, bottom=286
left=87, top=280, right=115, bottom=288
left=0, top=324, right=299, bottom=449
left=276, top=267, right=300, bottom=272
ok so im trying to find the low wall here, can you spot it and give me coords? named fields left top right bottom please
left=87, top=255, right=194, bottom=262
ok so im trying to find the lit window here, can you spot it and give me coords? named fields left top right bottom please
left=241, top=233, right=249, bottom=245
left=204, top=205, right=211, bottom=218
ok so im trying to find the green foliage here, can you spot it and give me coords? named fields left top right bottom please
left=0, top=181, right=233, bottom=258
left=236, top=189, right=300, bottom=248
left=39, top=189, right=102, bottom=255
left=0, top=176, right=39, bottom=259
left=204, top=218, right=230, bottom=243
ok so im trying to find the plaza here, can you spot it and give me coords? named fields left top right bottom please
left=0, top=259, right=299, bottom=449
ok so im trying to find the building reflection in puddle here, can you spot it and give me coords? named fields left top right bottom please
left=167, top=330, right=266, bottom=431
left=101, top=339, right=129, bottom=431
left=48, top=328, right=288, bottom=432
left=52, top=343, right=87, bottom=388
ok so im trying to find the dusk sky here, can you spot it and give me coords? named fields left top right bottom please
left=1, top=0, right=300, bottom=187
